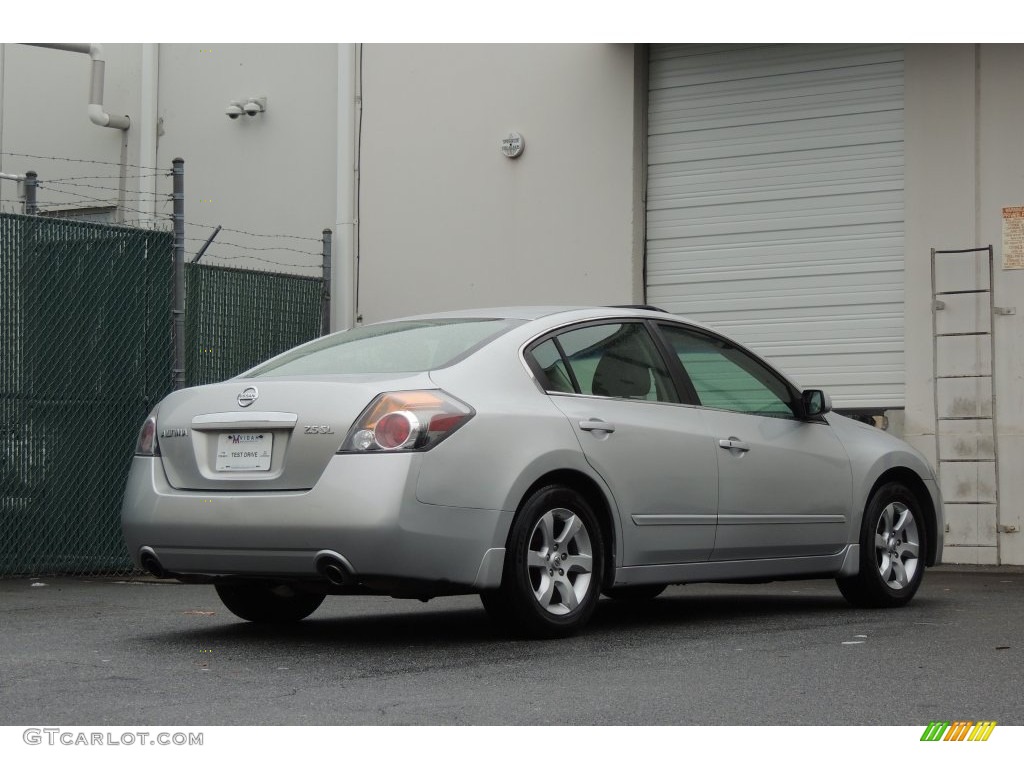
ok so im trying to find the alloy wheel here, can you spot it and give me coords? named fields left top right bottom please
left=526, top=507, right=594, bottom=615
left=873, top=501, right=920, bottom=590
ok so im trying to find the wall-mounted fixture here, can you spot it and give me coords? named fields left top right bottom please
left=500, top=131, right=525, bottom=159
left=226, top=96, right=267, bottom=120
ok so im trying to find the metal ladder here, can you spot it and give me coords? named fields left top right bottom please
left=930, top=246, right=1000, bottom=564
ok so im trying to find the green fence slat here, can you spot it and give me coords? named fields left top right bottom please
left=184, top=262, right=325, bottom=386
left=1, top=212, right=323, bottom=576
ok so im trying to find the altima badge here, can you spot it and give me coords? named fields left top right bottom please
left=237, top=386, right=259, bottom=408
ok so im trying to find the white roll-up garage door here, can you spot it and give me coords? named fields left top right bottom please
left=646, top=44, right=905, bottom=409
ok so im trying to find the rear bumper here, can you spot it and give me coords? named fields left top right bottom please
left=121, top=455, right=512, bottom=592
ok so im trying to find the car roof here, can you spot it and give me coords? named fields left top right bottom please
left=392, top=305, right=684, bottom=323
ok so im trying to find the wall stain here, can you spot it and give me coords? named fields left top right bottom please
left=947, top=396, right=993, bottom=417
left=955, top=480, right=974, bottom=498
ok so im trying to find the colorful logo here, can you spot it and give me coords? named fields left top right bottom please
left=920, top=721, right=997, bottom=742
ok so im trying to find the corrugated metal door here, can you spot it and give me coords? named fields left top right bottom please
left=646, top=44, right=905, bottom=409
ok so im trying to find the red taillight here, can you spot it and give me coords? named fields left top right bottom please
left=374, top=411, right=418, bottom=450
left=428, top=413, right=464, bottom=433
left=340, top=390, right=473, bottom=453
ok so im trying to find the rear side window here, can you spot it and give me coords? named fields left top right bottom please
left=246, top=319, right=519, bottom=377
left=528, top=322, right=679, bottom=403
left=529, top=339, right=575, bottom=394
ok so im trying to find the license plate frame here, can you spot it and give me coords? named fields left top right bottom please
left=215, top=432, right=273, bottom=472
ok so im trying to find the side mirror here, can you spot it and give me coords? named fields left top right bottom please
left=801, top=389, right=832, bottom=418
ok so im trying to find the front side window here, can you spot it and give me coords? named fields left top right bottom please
left=658, top=324, right=795, bottom=418
left=529, top=322, right=679, bottom=403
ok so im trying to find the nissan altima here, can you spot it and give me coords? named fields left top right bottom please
left=122, top=306, right=943, bottom=637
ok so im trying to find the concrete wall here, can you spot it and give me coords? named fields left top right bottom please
left=356, top=44, right=638, bottom=324
left=0, top=44, right=340, bottom=275
left=977, top=45, right=1024, bottom=566
left=154, top=44, right=339, bottom=277
left=0, top=43, right=142, bottom=214
left=905, top=44, right=1024, bottom=565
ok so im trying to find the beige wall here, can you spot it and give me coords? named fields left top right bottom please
left=357, top=44, right=638, bottom=323
left=0, top=43, right=142, bottom=214
left=977, top=45, right=1024, bottom=566
left=905, top=44, right=1024, bottom=564
left=155, top=44, right=340, bottom=276
left=0, top=44, right=340, bottom=275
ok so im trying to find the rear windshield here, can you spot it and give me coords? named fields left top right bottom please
left=244, top=319, right=519, bottom=377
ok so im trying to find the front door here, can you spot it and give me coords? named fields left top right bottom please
left=656, top=322, right=853, bottom=560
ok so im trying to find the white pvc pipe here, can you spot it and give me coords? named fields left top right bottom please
left=138, top=44, right=160, bottom=223
left=333, top=43, right=357, bottom=332
left=27, top=43, right=130, bottom=130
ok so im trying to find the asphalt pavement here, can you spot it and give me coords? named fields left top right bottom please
left=0, top=566, right=1021, bottom=725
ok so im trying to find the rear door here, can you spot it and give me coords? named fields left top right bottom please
left=526, top=322, right=718, bottom=565
left=655, top=323, right=853, bottom=560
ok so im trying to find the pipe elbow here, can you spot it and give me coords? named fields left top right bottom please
left=88, top=103, right=130, bottom=130
left=87, top=103, right=110, bottom=127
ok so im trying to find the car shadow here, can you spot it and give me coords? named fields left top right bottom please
left=135, top=588, right=867, bottom=651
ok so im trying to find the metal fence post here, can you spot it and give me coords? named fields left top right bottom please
left=172, top=158, right=186, bottom=390
left=24, top=171, right=37, bottom=215
left=321, top=228, right=333, bottom=336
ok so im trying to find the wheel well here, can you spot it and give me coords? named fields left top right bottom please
left=867, top=468, right=939, bottom=566
left=517, top=469, right=617, bottom=589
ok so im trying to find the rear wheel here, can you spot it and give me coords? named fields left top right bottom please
left=837, top=481, right=926, bottom=608
left=602, top=584, right=666, bottom=601
left=215, top=583, right=325, bottom=623
left=482, top=485, right=604, bottom=638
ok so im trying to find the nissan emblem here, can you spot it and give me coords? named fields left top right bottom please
left=237, top=386, right=259, bottom=408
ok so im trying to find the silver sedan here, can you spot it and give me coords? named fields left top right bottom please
left=122, top=306, right=942, bottom=637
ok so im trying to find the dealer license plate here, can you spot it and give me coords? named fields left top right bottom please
left=216, top=432, right=273, bottom=471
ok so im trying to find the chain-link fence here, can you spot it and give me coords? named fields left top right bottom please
left=1, top=213, right=173, bottom=575
left=185, top=262, right=326, bottom=386
left=1, top=212, right=327, bottom=576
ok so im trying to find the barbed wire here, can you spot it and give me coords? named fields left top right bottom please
left=0, top=150, right=166, bottom=172
left=7, top=165, right=326, bottom=245
left=34, top=185, right=325, bottom=247
left=188, top=222, right=323, bottom=242
left=31, top=188, right=164, bottom=221
left=42, top=179, right=169, bottom=198
left=45, top=173, right=165, bottom=183
left=6, top=166, right=330, bottom=263
left=118, top=218, right=173, bottom=230
left=198, top=252, right=322, bottom=271
left=182, top=236, right=320, bottom=259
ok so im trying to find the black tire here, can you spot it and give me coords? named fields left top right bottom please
left=602, top=584, right=667, bottom=601
left=215, top=583, right=325, bottom=623
left=482, top=485, right=604, bottom=639
left=837, top=481, right=927, bottom=608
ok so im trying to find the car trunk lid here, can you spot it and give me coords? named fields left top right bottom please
left=155, top=374, right=433, bottom=490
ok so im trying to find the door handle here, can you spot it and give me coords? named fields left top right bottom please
left=579, top=419, right=616, bottom=433
left=718, top=437, right=750, bottom=452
